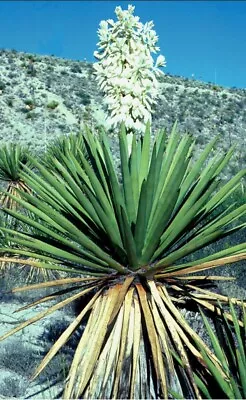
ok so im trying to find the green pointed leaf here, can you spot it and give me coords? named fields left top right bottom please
left=197, top=346, right=234, bottom=398
left=142, top=137, right=193, bottom=263
left=100, top=132, right=126, bottom=241
left=139, top=121, right=150, bottom=187
left=120, top=206, right=138, bottom=269
left=119, top=126, right=136, bottom=223
left=199, top=308, right=229, bottom=371
left=176, top=135, right=219, bottom=208
left=229, top=300, right=246, bottom=366
left=134, top=180, right=149, bottom=258
left=129, top=134, right=140, bottom=210
left=194, top=374, right=211, bottom=399
left=236, top=348, right=246, bottom=398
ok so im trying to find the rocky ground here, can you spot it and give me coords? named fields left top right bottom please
left=0, top=269, right=75, bottom=399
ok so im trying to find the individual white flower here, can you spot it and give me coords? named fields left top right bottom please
left=155, top=54, right=166, bottom=68
left=107, top=19, right=114, bottom=26
left=121, top=94, right=133, bottom=105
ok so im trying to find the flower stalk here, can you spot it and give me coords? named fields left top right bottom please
left=94, top=4, right=166, bottom=146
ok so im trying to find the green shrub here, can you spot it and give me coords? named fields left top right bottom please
left=0, top=81, right=5, bottom=91
left=46, top=101, right=59, bottom=110
left=24, top=99, right=35, bottom=109
left=6, top=97, right=14, bottom=107
left=70, top=64, right=82, bottom=73
left=25, top=112, right=37, bottom=120
left=77, top=90, right=91, bottom=105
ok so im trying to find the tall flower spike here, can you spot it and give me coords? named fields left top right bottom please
left=94, top=4, right=166, bottom=139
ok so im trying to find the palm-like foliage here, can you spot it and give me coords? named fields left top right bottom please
left=193, top=301, right=246, bottom=399
left=0, top=124, right=245, bottom=399
left=0, top=143, right=51, bottom=280
left=0, top=213, right=56, bottom=281
left=0, top=143, right=32, bottom=209
left=0, top=215, right=13, bottom=273
left=43, top=131, right=87, bottom=172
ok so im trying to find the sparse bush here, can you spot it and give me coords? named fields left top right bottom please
left=223, top=114, right=234, bottom=124
left=46, top=76, right=52, bottom=88
left=0, top=372, right=27, bottom=398
left=8, top=72, right=17, bottom=79
left=47, top=66, right=54, bottom=73
left=46, top=100, right=59, bottom=110
left=24, top=99, right=34, bottom=106
left=6, top=97, right=13, bottom=107
left=7, top=57, right=14, bottom=65
left=70, top=64, right=82, bottom=73
left=0, top=340, right=37, bottom=377
left=26, top=54, right=36, bottom=61
left=24, top=99, right=35, bottom=110
left=76, top=90, right=91, bottom=105
left=58, top=123, right=67, bottom=131
left=25, top=111, right=37, bottom=120
left=0, top=81, right=5, bottom=91
left=64, top=99, right=73, bottom=109
left=27, top=64, right=36, bottom=77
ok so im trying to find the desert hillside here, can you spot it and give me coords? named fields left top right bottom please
left=0, top=48, right=245, bottom=180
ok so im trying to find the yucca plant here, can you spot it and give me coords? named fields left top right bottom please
left=0, top=213, right=56, bottom=281
left=173, top=300, right=246, bottom=399
left=43, top=131, right=87, bottom=173
left=0, top=143, right=51, bottom=280
left=167, top=302, right=246, bottom=399
left=187, top=301, right=246, bottom=399
left=0, top=215, right=13, bottom=273
left=0, top=123, right=245, bottom=399
left=0, top=143, right=32, bottom=210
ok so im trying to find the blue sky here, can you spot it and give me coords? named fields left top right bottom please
left=0, top=1, right=245, bottom=88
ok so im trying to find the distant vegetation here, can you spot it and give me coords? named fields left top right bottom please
left=0, top=48, right=245, bottom=182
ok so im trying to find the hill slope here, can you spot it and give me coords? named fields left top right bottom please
left=0, top=49, right=245, bottom=180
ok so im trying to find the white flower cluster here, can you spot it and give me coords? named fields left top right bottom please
left=93, top=4, right=166, bottom=133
